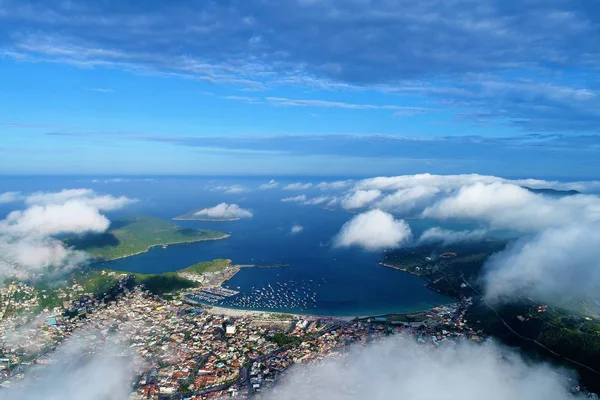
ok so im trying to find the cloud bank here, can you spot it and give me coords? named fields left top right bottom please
left=310, top=174, right=600, bottom=303
left=194, top=203, right=253, bottom=219
left=265, top=338, right=582, bottom=400
left=334, top=209, right=412, bottom=251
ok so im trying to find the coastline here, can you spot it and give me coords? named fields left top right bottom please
left=194, top=301, right=454, bottom=322
left=181, top=261, right=454, bottom=320
left=380, top=262, right=459, bottom=300
left=95, top=234, right=231, bottom=262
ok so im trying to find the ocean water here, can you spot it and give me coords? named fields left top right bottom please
left=0, top=176, right=464, bottom=316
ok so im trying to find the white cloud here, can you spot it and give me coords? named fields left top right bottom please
left=264, top=337, right=583, bottom=400
left=0, top=188, right=135, bottom=281
left=0, top=236, right=89, bottom=280
left=0, top=191, right=23, bottom=203
left=418, top=227, right=488, bottom=245
left=421, top=182, right=600, bottom=232
left=484, top=224, right=600, bottom=304
left=373, top=186, right=440, bottom=214
left=303, top=196, right=332, bottom=205
left=316, top=180, right=353, bottom=190
left=282, top=195, right=308, bottom=203
left=193, top=203, right=253, bottom=219
left=0, top=332, right=136, bottom=400
left=0, top=201, right=110, bottom=236
left=340, top=189, right=381, bottom=209
left=291, top=225, right=304, bottom=234
left=211, top=184, right=248, bottom=194
left=24, top=189, right=137, bottom=211
left=284, top=182, right=313, bottom=190
left=259, top=179, right=279, bottom=189
left=334, top=209, right=412, bottom=251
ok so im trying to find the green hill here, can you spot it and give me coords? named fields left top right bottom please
left=179, top=259, right=232, bottom=274
left=67, top=215, right=229, bottom=261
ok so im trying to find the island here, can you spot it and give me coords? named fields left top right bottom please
left=66, top=215, right=229, bottom=260
left=174, top=210, right=240, bottom=221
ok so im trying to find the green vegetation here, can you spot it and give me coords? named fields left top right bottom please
left=179, top=259, right=232, bottom=274
left=383, top=240, right=507, bottom=298
left=384, top=240, right=600, bottom=393
left=128, top=272, right=198, bottom=295
left=67, top=215, right=228, bottom=260
left=269, top=332, right=302, bottom=347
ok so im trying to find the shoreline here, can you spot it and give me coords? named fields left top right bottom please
left=182, top=261, right=454, bottom=320
left=380, top=262, right=459, bottom=300
left=94, top=234, right=231, bottom=262
left=192, top=301, right=455, bottom=321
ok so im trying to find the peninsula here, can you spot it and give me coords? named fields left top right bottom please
left=66, top=215, right=229, bottom=261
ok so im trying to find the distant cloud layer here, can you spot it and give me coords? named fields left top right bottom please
left=194, top=203, right=253, bottom=219
left=265, top=338, right=583, bottom=400
left=284, top=182, right=313, bottom=191
left=210, top=184, right=248, bottom=194
left=334, top=209, right=412, bottom=251
left=281, top=195, right=307, bottom=203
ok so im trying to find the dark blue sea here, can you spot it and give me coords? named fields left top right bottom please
left=0, top=175, right=476, bottom=316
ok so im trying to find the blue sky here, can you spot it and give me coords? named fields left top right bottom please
left=1, top=0, right=599, bottom=177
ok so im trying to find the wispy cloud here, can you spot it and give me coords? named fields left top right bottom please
left=85, top=87, right=114, bottom=93
left=2, top=0, right=600, bottom=132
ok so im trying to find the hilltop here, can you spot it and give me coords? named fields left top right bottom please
left=66, top=215, right=229, bottom=261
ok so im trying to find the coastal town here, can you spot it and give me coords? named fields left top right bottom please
left=0, top=271, right=484, bottom=399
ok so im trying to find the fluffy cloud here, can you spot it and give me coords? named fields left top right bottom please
left=264, top=337, right=582, bottom=400
left=340, top=189, right=381, bottom=209
left=0, top=188, right=135, bottom=281
left=284, top=182, right=313, bottom=190
left=210, top=184, right=248, bottom=194
left=259, top=179, right=279, bottom=189
left=281, top=195, right=308, bottom=203
left=334, top=209, right=412, bottom=251
left=418, top=227, right=488, bottom=246
left=0, top=201, right=110, bottom=236
left=483, top=224, right=600, bottom=304
left=24, top=189, right=137, bottom=211
left=373, top=186, right=440, bottom=214
left=291, top=225, right=304, bottom=234
left=421, top=182, right=600, bottom=232
left=193, top=203, right=253, bottom=219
